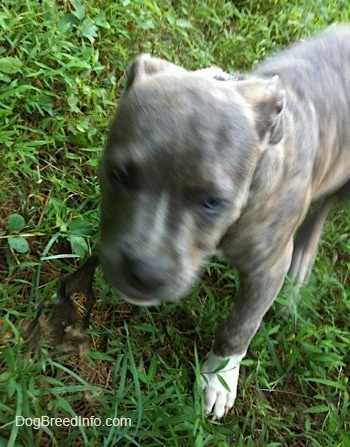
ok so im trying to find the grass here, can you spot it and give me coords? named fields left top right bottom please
left=1, top=0, right=350, bottom=445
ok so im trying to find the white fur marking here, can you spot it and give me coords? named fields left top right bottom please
left=200, top=350, right=246, bottom=419
left=147, top=192, right=170, bottom=248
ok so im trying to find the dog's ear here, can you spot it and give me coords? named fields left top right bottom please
left=237, top=76, right=286, bottom=145
left=125, top=54, right=186, bottom=89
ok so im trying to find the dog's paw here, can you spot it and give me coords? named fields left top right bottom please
left=200, top=351, right=245, bottom=420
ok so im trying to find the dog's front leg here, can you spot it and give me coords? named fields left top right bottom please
left=201, top=241, right=293, bottom=419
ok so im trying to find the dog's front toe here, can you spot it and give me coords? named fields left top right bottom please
left=200, top=351, right=244, bottom=419
left=201, top=370, right=238, bottom=419
left=203, top=383, right=232, bottom=418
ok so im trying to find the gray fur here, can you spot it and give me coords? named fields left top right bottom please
left=99, top=25, right=350, bottom=399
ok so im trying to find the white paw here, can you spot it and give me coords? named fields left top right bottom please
left=200, top=351, right=245, bottom=419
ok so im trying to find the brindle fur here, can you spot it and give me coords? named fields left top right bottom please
left=60, top=26, right=350, bottom=419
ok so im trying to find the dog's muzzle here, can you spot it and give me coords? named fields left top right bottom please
left=100, top=250, right=174, bottom=306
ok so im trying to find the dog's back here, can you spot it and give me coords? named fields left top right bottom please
left=254, top=25, right=350, bottom=201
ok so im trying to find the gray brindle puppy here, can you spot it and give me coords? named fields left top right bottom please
left=98, top=25, right=350, bottom=419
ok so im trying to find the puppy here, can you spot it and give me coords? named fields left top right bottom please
left=96, top=25, right=350, bottom=419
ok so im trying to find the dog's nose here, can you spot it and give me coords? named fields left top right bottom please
left=123, top=254, right=167, bottom=292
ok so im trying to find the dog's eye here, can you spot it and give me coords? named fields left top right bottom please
left=110, top=162, right=135, bottom=190
left=201, top=197, right=227, bottom=215
left=112, top=165, right=129, bottom=185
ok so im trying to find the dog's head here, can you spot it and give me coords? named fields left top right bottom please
left=99, top=54, right=285, bottom=305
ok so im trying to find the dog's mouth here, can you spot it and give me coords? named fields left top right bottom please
left=99, top=249, right=190, bottom=306
left=120, top=292, right=161, bottom=307
left=104, top=273, right=176, bottom=307
left=116, top=280, right=176, bottom=307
